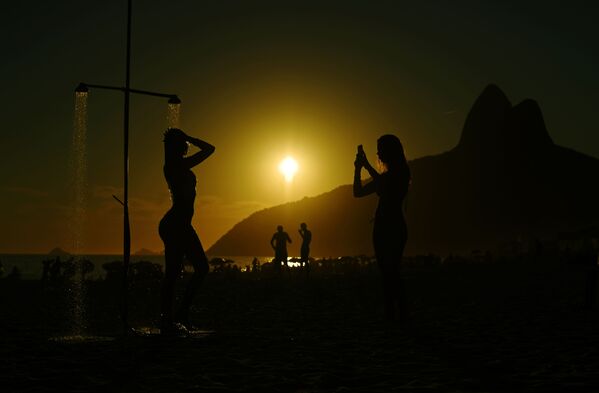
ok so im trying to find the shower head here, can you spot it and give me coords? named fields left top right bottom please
left=168, top=96, right=181, bottom=104
left=75, top=83, right=89, bottom=93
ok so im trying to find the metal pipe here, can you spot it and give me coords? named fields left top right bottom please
left=128, top=88, right=177, bottom=99
left=79, top=83, right=123, bottom=93
left=74, top=0, right=181, bottom=336
left=121, top=0, right=132, bottom=334
left=76, top=83, right=178, bottom=100
left=75, top=83, right=89, bottom=93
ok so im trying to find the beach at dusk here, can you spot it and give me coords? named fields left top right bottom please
left=3, top=256, right=599, bottom=392
left=2, top=0, right=599, bottom=391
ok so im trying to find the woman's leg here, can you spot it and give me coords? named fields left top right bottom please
left=375, top=226, right=408, bottom=324
left=378, top=256, right=398, bottom=321
left=394, top=264, right=408, bottom=324
left=161, top=246, right=183, bottom=330
left=177, top=228, right=209, bottom=324
left=377, top=248, right=406, bottom=322
left=395, top=239, right=408, bottom=323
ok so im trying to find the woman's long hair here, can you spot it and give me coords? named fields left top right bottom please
left=377, top=134, right=411, bottom=181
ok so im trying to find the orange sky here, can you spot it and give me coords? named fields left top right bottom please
left=1, top=1, right=598, bottom=254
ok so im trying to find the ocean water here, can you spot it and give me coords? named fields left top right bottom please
left=0, top=255, right=274, bottom=280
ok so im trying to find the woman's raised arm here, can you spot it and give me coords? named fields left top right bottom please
left=353, top=148, right=377, bottom=197
left=184, top=136, right=215, bottom=168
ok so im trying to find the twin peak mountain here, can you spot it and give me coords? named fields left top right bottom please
left=208, top=85, right=599, bottom=256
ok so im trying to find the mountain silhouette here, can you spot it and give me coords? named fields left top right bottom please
left=134, top=248, right=159, bottom=256
left=208, top=85, right=599, bottom=256
left=48, top=247, right=71, bottom=256
left=209, top=187, right=378, bottom=257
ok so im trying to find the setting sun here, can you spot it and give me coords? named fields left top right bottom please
left=278, top=156, right=299, bottom=183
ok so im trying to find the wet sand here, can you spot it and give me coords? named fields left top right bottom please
left=2, top=260, right=599, bottom=392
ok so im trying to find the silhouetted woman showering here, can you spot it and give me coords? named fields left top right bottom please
left=159, top=128, right=215, bottom=334
left=353, top=135, right=411, bottom=323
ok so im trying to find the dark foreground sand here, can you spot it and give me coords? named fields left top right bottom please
left=2, top=260, right=599, bottom=392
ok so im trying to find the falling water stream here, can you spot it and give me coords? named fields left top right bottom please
left=167, top=100, right=181, bottom=129
left=59, top=91, right=180, bottom=340
left=68, top=90, right=89, bottom=335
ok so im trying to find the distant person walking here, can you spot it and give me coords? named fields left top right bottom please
left=298, top=223, right=312, bottom=272
left=271, top=225, right=292, bottom=271
left=159, top=128, right=215, bottom=334
left=353, top=135, right=411, bottom=323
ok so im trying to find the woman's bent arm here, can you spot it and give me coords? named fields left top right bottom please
left=184, top=136, right=215, bottom=168
left=353, top=167, right=377, bottom=197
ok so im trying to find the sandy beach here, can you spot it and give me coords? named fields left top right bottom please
left=2, top=259, right=599, bottom=392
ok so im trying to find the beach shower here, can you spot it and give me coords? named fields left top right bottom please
left=72, top=83, right=181, bottom=333
left=72, top=0, right=182, bottom=334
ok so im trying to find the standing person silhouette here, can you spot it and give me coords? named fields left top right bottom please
left=271, top=225, right=292, bottom=271
left=298, top=223, right=312, bottom=272
left=353, top=135, right=411, bottom=323
left=159, top=128, right=215, bottom=334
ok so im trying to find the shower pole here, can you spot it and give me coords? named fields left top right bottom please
left=76, top=0, right=180, bottom=334
left=122, top=0, right=132, bottom=335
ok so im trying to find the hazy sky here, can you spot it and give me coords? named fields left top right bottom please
left=1, top=0, right=597, bottom=254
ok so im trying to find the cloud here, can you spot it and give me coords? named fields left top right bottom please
left=3, top=186, right=49, bottom=198
left=89, top=184, right=170, bottom=221
left=9, top=184, right=272, bottom=253
left=92, top=185, right=122, bottom=199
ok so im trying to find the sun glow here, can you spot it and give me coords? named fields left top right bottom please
left=278, top=156, right=299, bottom=183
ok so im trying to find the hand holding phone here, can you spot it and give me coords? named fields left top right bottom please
left=355, top=144, right=365, bottom=169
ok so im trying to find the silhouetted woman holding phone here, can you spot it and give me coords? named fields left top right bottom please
left=353, top=135, right=411, bottom=323
left=159, top=128, right=215, bottom=334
